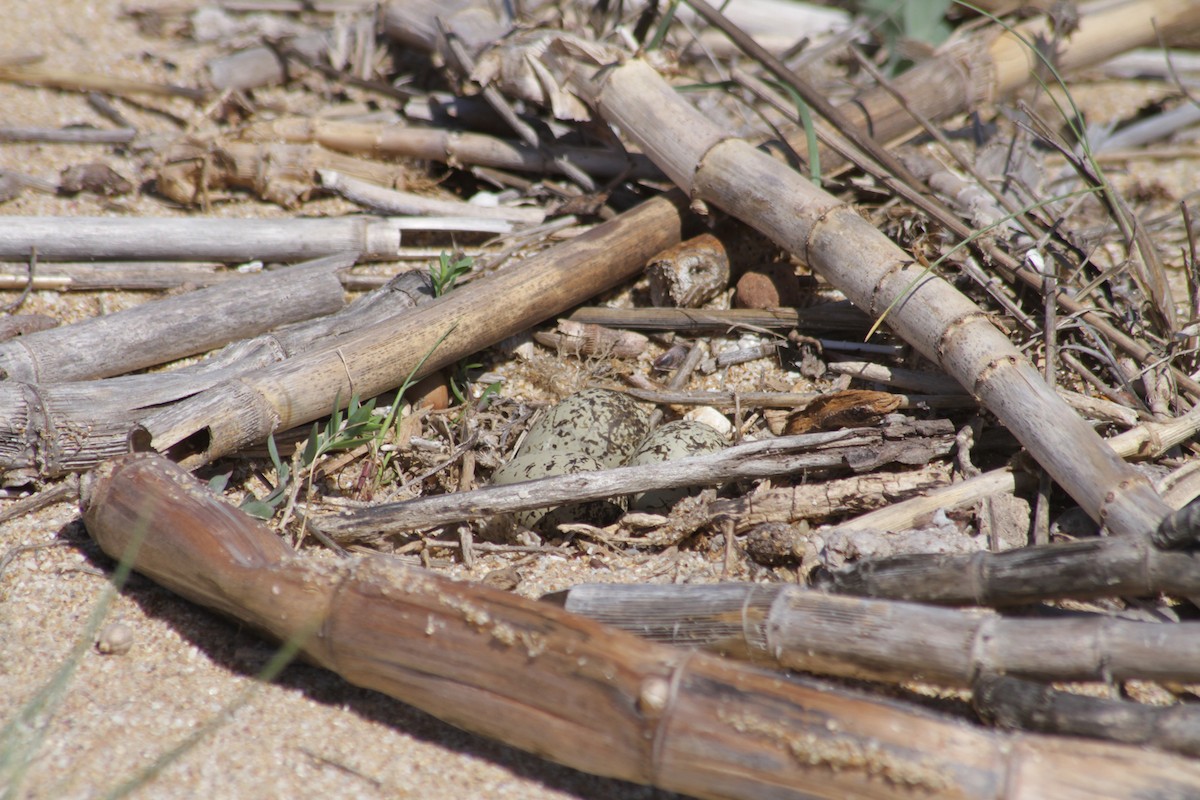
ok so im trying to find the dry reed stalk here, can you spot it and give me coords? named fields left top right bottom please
left=814, top=531, right=1200, bottom=605
left=242, top=117, right=661, bottom=179
left=0, top=271, right=435, bottom=483
left=564, top=56, right=1170, bottom=540
left=0, top=63, right=204, bottom=100
left=0, top=253, right=349, bottom=383
left=569, top=304, right=870, bottom=334
left=81, top=451, right=1200, bottom=800
left=318, top=169, right=545, bottom=224
left=309, top=425, right=953, bottom=541
left=824, top=405, right=1200, bottom=539
left=790, top=0, right=1200, bottom=167
left=973, top=673, right=1200, bottom=757
left=0, top=126, right=136, bottom=144
left=0, top=262, right=229, bottom=291
left=0, top=217, right=408, bottom=262
left=554, top=582, right=1200, bottom=686
left=139, top=192, right=691, bottom=463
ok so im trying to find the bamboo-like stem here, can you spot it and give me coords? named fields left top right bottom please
left=568, top=57, right=1170, bottom=538
left=553, top=582, right=1200, bottom=686
left=0, top=217, right=410, bottom=262
left=81, top=452, right=1200, bottom=800
left=139, top=192, right=691, bottom=463
left=0, top=254, right=350, bottom=383
left=0, top=271, right=435, bottom=482
left=318, top=169, right=545, bottom=224
left=973, top=673, right=1200, bottom=757
left=813, top=532, right=1200, bottom=605
left=568, top=303, right=870, bottom=333
left=791, top=0, right=1200, bottom=166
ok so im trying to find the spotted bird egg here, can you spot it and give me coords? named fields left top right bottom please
left=490, top=389, right=651, bottom=530
left=625, top=419, right=727, bottom=513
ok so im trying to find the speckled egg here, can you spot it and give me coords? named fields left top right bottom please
left=490, top=449, right=625, bottom=531
left=516, top=388, right=651, bottom=468
left=625, top=419, right=726, bottom=513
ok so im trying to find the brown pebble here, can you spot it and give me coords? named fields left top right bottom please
left=96, top=621, right=134, bottom=655
left=743, top=522, right=802, bottom=566
left=408, top=371, right=450, bottom=410
left=60, top=163, right=133, bottom=196
left=481, top=566, right=521, bottom=591
left=735, top=264, right=803, bottom=309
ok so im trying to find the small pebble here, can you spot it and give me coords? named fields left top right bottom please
left=96, top=621, right=134, bottom=655
left=735, top=263, right=803, bottom=309
left=744, top=522, right=803, bottom=566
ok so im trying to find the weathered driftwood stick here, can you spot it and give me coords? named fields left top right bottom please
left=318, top=169, right=546, bottom=224
left=0, top=261, right=228, bottom=291
left=140, top=192, right=692, bottom=464
left=244, top=117, right=662, bottom=180
left=568, top=303, right=870, bottom=333
left=567, top=56, right=1171, bottom=539
left=791, top=0, right=1200, bottom=164
left=157, top=139, right=416, bottom=208
left=974, top=674, right=1200, bottom=758
left=0, top=254, right=350, bottom=383
left=81, top=452, right=1200, bottom=799
left=0, top=271, right=435, bottom=483
left=812, top=534, right=1200, bottom=605
left=822, top=406, right=1200, bottom=540
left=0, top=217, right=409, bottom=262
left=310, top=426, right=953, bottom=540
left=552, top=582, right=1200, bottom=686
left=0, top=63, right=205, bottom=100
left=709, top=468, right=953, bottom=530
left=0, top=126, right=137, bottom=144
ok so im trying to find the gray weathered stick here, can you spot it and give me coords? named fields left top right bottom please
left=0, top=253, right=351, bottom=383
left=310, top=427, right=955, bottom=539
left=813, top=534, right=1200, bottom=605
left=0, top=271, right=435, bottom=483
left=0, top=216, right=476, bottom=262
left=553, top=582, right=1200, bottom=685
left=568, top=303, right=870, bottom=333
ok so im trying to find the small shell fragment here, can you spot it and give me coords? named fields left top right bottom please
left=684, top=406, right=733, bottom=437
left=96, top=621, right=134, bottom=655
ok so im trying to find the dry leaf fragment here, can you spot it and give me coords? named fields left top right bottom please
left=785, top=390, right=902, bottom=435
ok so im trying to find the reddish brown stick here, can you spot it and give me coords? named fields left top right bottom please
left=81, top=453, right=1200, bottom=800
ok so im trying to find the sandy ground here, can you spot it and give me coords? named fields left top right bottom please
left=3, top=1, right=1199, bottom=799
left=0, top=1, right=681, bottom=797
